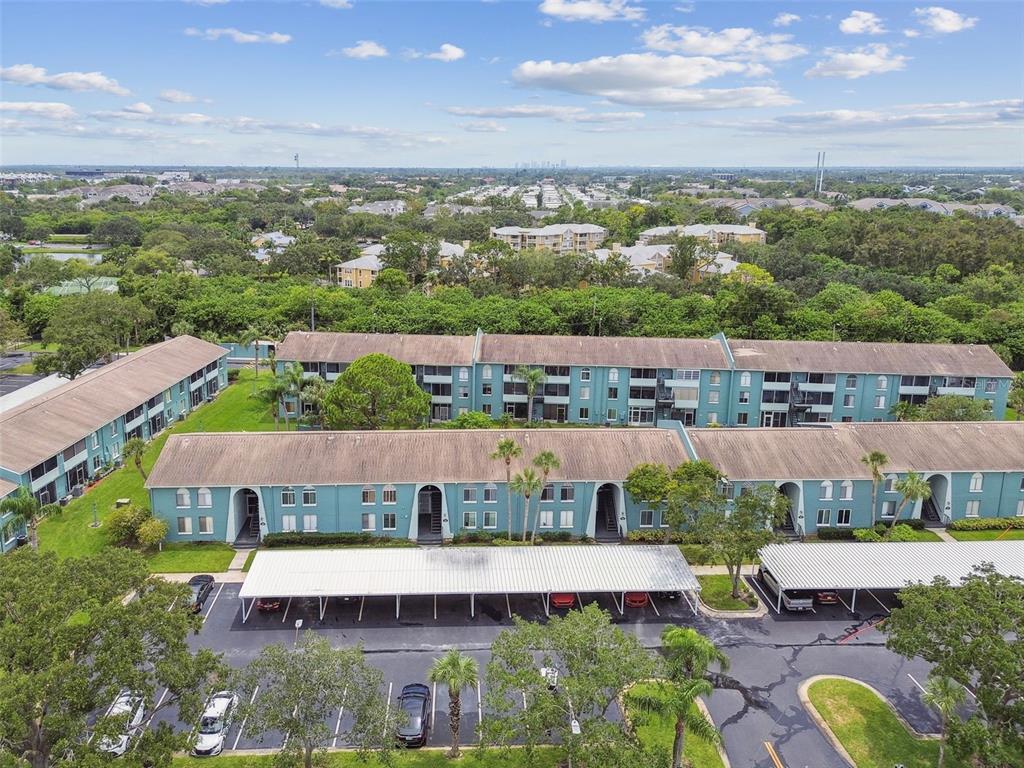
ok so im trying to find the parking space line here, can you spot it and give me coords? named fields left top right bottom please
left=331, top=687, right=347, bottom=749
left=649, top=593, right=661, bottom=617
left=476, top=679, right=483, bottom=743
left=281, top=597, right=292, bottom=624
left=203, top=584, right=225, bottom=623
left=232, top=686, right=259, bottom=750
left=383, top=682, right=393, bottom=739
left=907, top=673, right=926, bottom=694
left=139, top=688, right=169, bottom=736
left=748, top=577, right=778, bottom=614
left=866, top=590, right=890, bottom=613
left=836, top=592, right=853, bottom=613
left=167, top=597, right=177, bottom=612
left=431, top=682, right=437, bottom=729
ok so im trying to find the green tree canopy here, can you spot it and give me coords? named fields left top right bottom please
left=322, top=353, right=430, bottom=430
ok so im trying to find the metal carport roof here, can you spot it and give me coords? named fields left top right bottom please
left=758, top=541, right=1024, bottom=592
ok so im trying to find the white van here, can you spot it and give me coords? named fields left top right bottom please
left=758, top=566, right=814, bottom=612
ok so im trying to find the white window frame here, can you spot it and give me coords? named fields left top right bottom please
left=463, top=509, right=477, bottom=529
left=175, top=488, right=190, bottom=508
left=819, top=480, right=833, bottom=501
left=1017, top=499, right=1024, bottom=517
left=877, top=375, right=888, bottom=390
left=382, top=511, right=396, bottom=530
left=840, top=480, right=853, bottom=501
left=361, top=512, right=376, bottom=531
left=874, top=395, right=886, bottom=409
left=707, top=390, right=720, bottom=405
left=177, top=516, right=192, bottom=535
left=608, top=368, right=619, bottom=383
left=281, top=514, right=297, bottom=532
left=197, top=487, right=212, bottom=508
left=816, top=508, right=831, bottom=527
left=843, top=394, right=855, bottom=408
left=837, top=508, right=851, bottom=527
left=580, top=385, right=590, bottom=401
left=560, top=483, right=574, bottom=502
left=559, top=509, right=574, bottom=529
left=281, top=487, right=295, bottom=507
left=482, top=364, right=492, bottom=380
left=463, top=486, right=477, bottom=503
left=303, top=514, right=318, bottom=532
left=639, top=509, right=654, bottom=528
left=361, top=486, right=375, bottom=505
left=969, top=473, right=983, bottom=493
left=881, top=500, right=896, bottom=518
left=578, top=407, right=589, bottom=421
left=580, top=368, right=591, bottom=382
left=845, top=375, right=857, bottom=389
left=382, top=485, right=397, bottom=504
left=483, top=483, right=497, bottom=503
left=739, top=371, right=751, bottom=387
left=459, top=367, right=469, bottom=382
left=965, top=500, right=980, bottom=518
left=483, top=508, right=497, bottom=529
left=302, top=486, right=317, bottom=506
left=539, top=509, right=554, bottom=529
left=709, top=371, right=720, bottom=385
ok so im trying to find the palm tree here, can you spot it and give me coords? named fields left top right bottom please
left=253, top=376, right=288, bottom=431
left=123, top=437, right=147, bottom=481
left=490, top=438, right=522, bottom=539
left=1009, top=372, right=1024, bottom=420
left=0, top=486, right=41, bottom=549
left=889, top=400, right=917, bottom=422
left=922, top=674, right=964, bottom=768
left=660, top=626, right=730, bottom=681
left=891, top=471, right=932, bottom=533
left=427, top=649, right=479, bottom=758
left=509, top=468, right=542, bottom=542
left=860, top=450, right=889, bottom=527
left=513, top=365, right=546, bottom=425
left=237, top=326, right=262, bottom=392
left=630, top=678, right=720, bottom=768
left=530, top=450, right=561, bottom=544
left=280, top=362, right=307, bottom=431
left=299, top=376, right=328, bottom=429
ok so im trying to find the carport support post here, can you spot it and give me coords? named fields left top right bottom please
left=776, top=589, right=782, bottom=613
left=471, top=593, right=475, bottom=618
left=319, top=596, right=327, bottom=621
left=851, top=590, right=857, bottom=612
left=396, top=594, right=401, bottom=619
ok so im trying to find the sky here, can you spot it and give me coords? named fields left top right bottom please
left=1, top=0, right=1022, bottom=167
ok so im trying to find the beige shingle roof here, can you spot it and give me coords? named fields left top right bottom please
left=478, top=334, right=729, bottom=369
left=729, top=339, right=1012, bottom=377
left=0, top=336, right=226, bottom=474
left=275, top=331, right=476, bottom=366
left=0, top=478, right=19, bottom=499
left=146, top=428, right=689, bottom=488
left=686, top=421, right=1024, bottom=480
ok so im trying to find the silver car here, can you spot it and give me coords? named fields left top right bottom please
left=192, top=691, right=239, bottom=757
left=98, top=692, right=146, bottom=756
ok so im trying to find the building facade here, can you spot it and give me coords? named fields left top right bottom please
left=636, top=223, right=767, bottom=247
left=275, top=331, right=1012, bottom=427
left=489, top=224, right=607, bottom=253
left=0, top=480, right=24, bottom=555
left=0, top=336, right=228, bottom=519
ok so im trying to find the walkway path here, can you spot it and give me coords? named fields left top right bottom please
left=931, top=527, right=959, bottom=543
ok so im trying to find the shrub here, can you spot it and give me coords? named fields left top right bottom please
left=626, top=530, right=702, bottom=545
left=949, top=517, right=1024, bottom=531
left=105, top=504, right=151, bottom=546
left=227, top=369, right=240, bottom=382
left=452, top=530, right=505, bottom=544
left=816, top=528, right=857, bottom=541
left=679, top=543, right=711, bottom=565
left=39, top=503, right=62, bottom=520
left=262, top=531, right=413, bottom=548
left=537, top=530, right=573, bottom=542
left=136, top=517, right=168, bottom=548
left=887, top=523, right=920, bottom=542
left=853, top=528, right=883, bottom=542
left=874, top=518, right=926, bottom=530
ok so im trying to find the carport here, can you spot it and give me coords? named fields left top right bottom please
left=756, top=541, right=1024, bottom=613
left=238, top=544, right=701, bottom=622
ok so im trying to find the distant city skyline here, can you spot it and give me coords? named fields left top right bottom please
left=1, top=1, right=1021, bottom=167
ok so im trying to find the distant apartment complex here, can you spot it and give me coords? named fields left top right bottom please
left=593, top=244, right=739, bottom=279
left=848, top=198, right=1017, bottom=218
left=275, top=330, right=1012, bottom=427
left=346, top=200, right=406, bottom=216
left=636, top=223, right=767, bottom=247
left=490, top=223, right=607, bottom=253
left=333, top=241, right=468, bottom=287
left=0, top=336, right=227, bottom=552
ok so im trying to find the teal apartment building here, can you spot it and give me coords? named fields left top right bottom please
left=0, top=335, right=227, bottom=553
left=147, top=421, right=1023, bottom=545
left=275, top=331, right=1012, bottom=427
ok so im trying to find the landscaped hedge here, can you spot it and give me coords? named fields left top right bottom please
left=262, top=532, right=415, bottom=548
left=816, top=528, right=858, bottom=541
left=949, top=517, right=1024, bottom=531
left=626, top=530, right=702, bottom=544
left=450, top=530, right=588, bottom=545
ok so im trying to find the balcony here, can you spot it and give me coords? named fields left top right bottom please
left=761, top=380, right=791, bottom=391
left=503, top=393, right=528, bottom=403
left=431, top=395, right=452, bottom=404
left=759, top=402, right=790, bottom=412
left=543, top=395, right=570, bottom=405
left=629, top=377, right=657, bottom=386
left=798, top=382, right=836, bottom=393
left=898, top=385, right=930, bottom=396
left=627, top=397, right=656, bottom=407
left=206, top=368, right=220, bottom=381
left=936, top=386, right=976, bottom=396
left=422, top=373, right=452, bottom=384
left=125, top=413, right=145, bottom=432
left=30, top=467, right=59, bottom=492
left=664, top=377, right=700, bottom=389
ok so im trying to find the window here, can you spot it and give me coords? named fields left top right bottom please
left=707, top=390, right=720, bottom=405
left=175, top=488, right=191, bottom=508
left=383, top=485, right=397, bottom=504
left=560, top=484, right=574, bottom=502
left=607, top=407, right=618, bottom=421
left=484, top=483, right=498, bottom=502
left=874, top=395, right=886, bottom=409
left=877, top=375, right=888, bottom=390
left=92, top=433, right=99, bottom=449
left=177, top=516, right=192, bottom=535
left=361, top=512, right=376, bottom=531
left=608, top=386, right=619, bottom=400
left=737, top=412, right=749, bottom=425
left=483, top=508, right=497, bottom=528
left=303, top=514, right=318, bottom=532
left=608, top=368, right=619, bottom=383
left=539, top=509, right=553, bottom=529
left=837, top=509, right=851, bottom=527
left=628, top=406, right=655, bottom=425
left=482, top=384, right=492, bottom=396
left=764, top=372, right=791, bottom=383
left=965, top=500, right=980, bottom=518
left=674, top=369, right=699, bottom=381
left=198, top=487, right=212, bottom=508
left=459, top=367, right=469, bottom=382
left=843, top=394, right=855, bottom=407
left=281, top=487, right=295, bottom=506
left=541, top=484, right=554, bottom=502
left=578, top=407, right=589, bottom=420
left=819, top=480, right=833, bottom=501
left=739, top=371, right=751, bottom=387
left=482, top=364, right=492, bottom=380
left=482, top=404, right=492, bottom=415
left=984, top=379, right=997, bottom=394
left=738, top=391, right=750, bottom=404
left=709, top=371, right=720, bottom=385
left=840, top=480, right=853, bottom=501
left=462, top=508, right=478, bottom=529
left=111, top=422, right=118, bottom=437
left=816, top=509, right=831, bottom=527
left=459, top=387, right=469, bottom=399
left=580, top=386, right=590, bottom=400
left=881, top=501, right=895, bottom=518
left=1017, top=499, right=1024, bottom=517
left=580, top=368, right=591, bottom=382
left=302, top=486, right=317, bottom=506
left=463, top=487, right=477, bottom=503
left=361, top=486, right=375, bottom=504
left=640, top=509, right=654, bottom=528
left=560, top=509, right=574, bottom=528
left=969, top=473, right=983, bottom=493
left=845, top=375, right=857, bottom=389
left=281, top=515, right=297, bottom=532
left=708, top=412, right=718, bottom=424
left=383, top=512, right=396, bottom=530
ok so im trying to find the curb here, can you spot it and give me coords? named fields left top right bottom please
left=696, top=596, right=766, bottom=620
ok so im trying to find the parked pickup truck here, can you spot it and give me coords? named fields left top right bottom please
left=758, top=566, right=814, bottom=612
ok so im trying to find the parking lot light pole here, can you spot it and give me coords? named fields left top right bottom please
left=293, top=618, right=302, bottom=645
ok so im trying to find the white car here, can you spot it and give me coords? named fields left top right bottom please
left=98, top=692, right=146, bottom=756
left=192, top=691, right=239, bottom=757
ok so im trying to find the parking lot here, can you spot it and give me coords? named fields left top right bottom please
left=135, top=575, right=954, bottom=766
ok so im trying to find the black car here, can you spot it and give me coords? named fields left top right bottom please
left=396, top=683, right=431, bottom=747
left=186, top=575, right=215, bottom=613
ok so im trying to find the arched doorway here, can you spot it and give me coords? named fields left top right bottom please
left=595, top=483, right=620, bottom=542
left=233, top=488, right=260, bottom=544
left=923, top=475, right=948, bottom=527
left=417, top=485, right=443, bottom=544
left=777, top=482, right=801, bottom=538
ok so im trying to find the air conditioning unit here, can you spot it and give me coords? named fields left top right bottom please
left=177, top=413, right=186, bottom=421
left=72, top=484, right=84, bottom=498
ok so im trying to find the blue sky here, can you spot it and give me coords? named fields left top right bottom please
left=1, top=1, right=1021, bottom=166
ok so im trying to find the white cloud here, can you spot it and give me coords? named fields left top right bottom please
left=159, top=89, right=197, bottom=103
left=461, top=120, right=507, bottom=133
left=427, top=43, right=466, bottom=62
left=446, top=104, right=643, bottom=122
left=538, top=0, right=645, bottom=24
left=0, top=63, right=129, bottom=95
left=0, top=101, right=77, bottom=120
left=319, top=0, right=353, bottom=7
left=123, top=102, right=155, bottom=115
left=641, top=25, right=807, bottom=62
left=674, top=3, right=695, bottom=13
left=513, top=53, right=795, bottom=109
left=805, top=44, right=908, bottom=79
left=184, top=27, right=291, bottom=44
left=839, top=11, right=887, bottom=35
left=185, top=0, right=230, bottom=5
left=903, top=28, right=921, bottom=38
left=92, top=105, right=215, bottom=126
left=913, top=7, right=978, bottom=34
left=773, top=13, right=800, bottom=27
left=337, top=40, right=389, bottom=58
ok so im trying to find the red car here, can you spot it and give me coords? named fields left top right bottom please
left=624, top=592, right=649, bottom=608
left=256, top=598, right=282, bottom=612
left=550, top=593, right=576, bottom=609
left=814, top=591, right=840, bottom=606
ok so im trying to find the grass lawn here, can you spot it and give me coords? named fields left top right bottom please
left=242, top=549, right=258, bottom=571
left=947, top=529, right=1024, bottom=541
left=146, top=542, right=236, bottom=573
left=37, top=371, right=281, bottom=570
left=6, top=362, right=35, bottom=374
left=173, top=750, right=563, bottom=768
left=625, top=683, right=725, bottom=768
left=902, top=528, right=944, bottom=542
left=807, top=678, right=963, bottom=768
left=678, top=544, right=757, bottom=566
left=47, top=233, right=91, bottom=243
left=697, top=574, right=759, bottom=612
